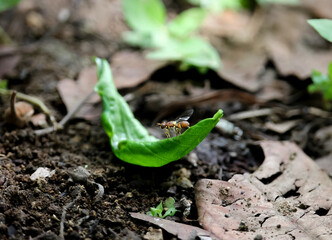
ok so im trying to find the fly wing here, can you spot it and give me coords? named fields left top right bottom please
left=175, top=109, right=194, bottom=122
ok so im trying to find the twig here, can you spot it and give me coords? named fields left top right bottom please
left=34, top=90, right=95, bottom=136
left=59, top=187, right=82, bottom=240
left=0, top=89, right=56, bottom=127
left=87, top=179, right=105, bottom=201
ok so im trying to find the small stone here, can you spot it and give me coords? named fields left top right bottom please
left=67, top=166, right=90, bottom=183
left=254, top=234, right=263, bottom=240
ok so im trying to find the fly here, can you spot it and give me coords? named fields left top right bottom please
left=157, top=109, right=194, bottom=138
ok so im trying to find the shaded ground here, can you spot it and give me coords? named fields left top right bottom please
left=0, top=0, right=332, bottom=239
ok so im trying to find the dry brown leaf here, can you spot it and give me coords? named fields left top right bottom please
left=57, top=66, right=101, bottom=120
left=111, top=51, right=167, bottom=89
left=314, top=125, right=332, bottom=154
left=264, top=7, right=332, bottom=79
left=130, top=212, right=218, bottom=240
left=0, top=46, right=21, bottom=78
left=265, top=120, right=300, bottom=134
left=195, top=141, right=332, bottom=240
left=217, top=47, right=267, bottom=92
left=316, top=154, right=332, bottom=177
left=302, top=0, right=332, bottom=19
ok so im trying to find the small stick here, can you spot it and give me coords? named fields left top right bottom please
left=34, top=90, right=95, bottom=135
left=0, top=89, right=56, bottom=127
left=59, top=187, right=82, bottom=240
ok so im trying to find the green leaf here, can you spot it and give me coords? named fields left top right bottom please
left=94, top=58, right=223, bottom=167
left=147, top=37, right=221, bottom=71
left=328, top=61, right=332, bottom=81
left=0, top=79, right=8, bottom=89
left=168, top=8, right=207, bottom=39
left=0, top=0, right=21, bottom=12
left=257, top=0, right=299, bottom=5
left=162, top=197, right=178, bottom=217
left=123, top=28, right=168, bottom=48
left=308, top=68, right=332, bottom=101
left=122, top=0, right=166, bottom=33
left=164, top=197, right=175, bottom=209
left=149, top=202, right=163, bottom=217
left=188, top=0, right=248, bottom=12
left=308, top=19, right=332, bottom=43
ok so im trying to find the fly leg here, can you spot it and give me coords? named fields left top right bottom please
left=164, top=128, right=171, bottom=138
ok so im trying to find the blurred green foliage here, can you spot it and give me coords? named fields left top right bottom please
left=308, top=62, right=332, bottom=102
left=308, top=19, right=332, bottom=43
left=0, top=0, right=21, bottom=12
left=122, top=0, right=221, bottom=72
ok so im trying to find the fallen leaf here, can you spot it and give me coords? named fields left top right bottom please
left=217, top=47, right=267, bottom=92
left=264, top=7, right=332, bottom=79
left=111, top=51, right=167, bottom=89
left=257, top=70, right=293, bottom=102
left=195, top=141, right=332, bottom=240
left=314, top=125, right=332, bottom=154
left=130, top=212, right=217, bottom=240
left=57, top=66, right=101, bottom=120
left=144, top=227, right=163, bottom=240
left=265, top=120, right=300, bottom=134
left=315, top=154, right=332, bottom=177
left=0, top=46, right=21, bottom=78
left=302, top=0, right=332, bottom=19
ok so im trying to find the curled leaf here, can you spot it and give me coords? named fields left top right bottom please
left=94, top=58, right=223, bottom=167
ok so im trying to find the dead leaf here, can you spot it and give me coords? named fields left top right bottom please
left=195, top=141, right=332, bottom=240
left=111, top=51, right=167, bottom=89
left=130, top=212, right=218, bottom=240
left=302, top=0, right=332, bottom=19
left=316, top=154, right=332, bottom=178
left=314, top=125, right=332, bottom=154
left=0, top=46, right=21, bottom=78
left=264, top=7, right=332, bottom=79
left=57, top=66, right=101, bottom=120
left=144, top=227, right=163, bottom=240
left=217, top=47, right=267, bottom=92
left=202, top=11, right=252, bottom=39
left=265, top=120, right=300, bottom=134
left=257, top=70, right=293, bottom=102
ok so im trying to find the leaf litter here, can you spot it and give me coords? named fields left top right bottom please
left=195, top=141, right=332, bottom=240
left=1, top=0, right=332, bottom=239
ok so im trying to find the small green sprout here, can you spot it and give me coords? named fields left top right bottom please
left=308, top=62, right=332, bottom=109
left=147, top=197, right=178, bottom=218
left=307, top=19, right=332, bottom=109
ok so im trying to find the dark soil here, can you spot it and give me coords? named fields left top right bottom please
left=0, top=1, right=331, bottom=239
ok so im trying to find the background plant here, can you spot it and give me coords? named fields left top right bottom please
left=147, top=197, right=178, bottom=218
left=307, top=19, right=332, bottom=108
left=122, top=0, right=221, bottom=73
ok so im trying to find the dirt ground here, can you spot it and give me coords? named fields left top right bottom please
left=0, top=0, right=332, bottom=239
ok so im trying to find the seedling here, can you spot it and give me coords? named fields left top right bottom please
left=308, top=62, right=332, bottom=109
left=307, top=19, right=332, bottom=108
left=147, top=197, right=178, bottom=218
left=122, top=0, right=221, bottom=72
left=94, top=58, right=223, bottom=167
left=0, top=0, right=21, bottom=12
